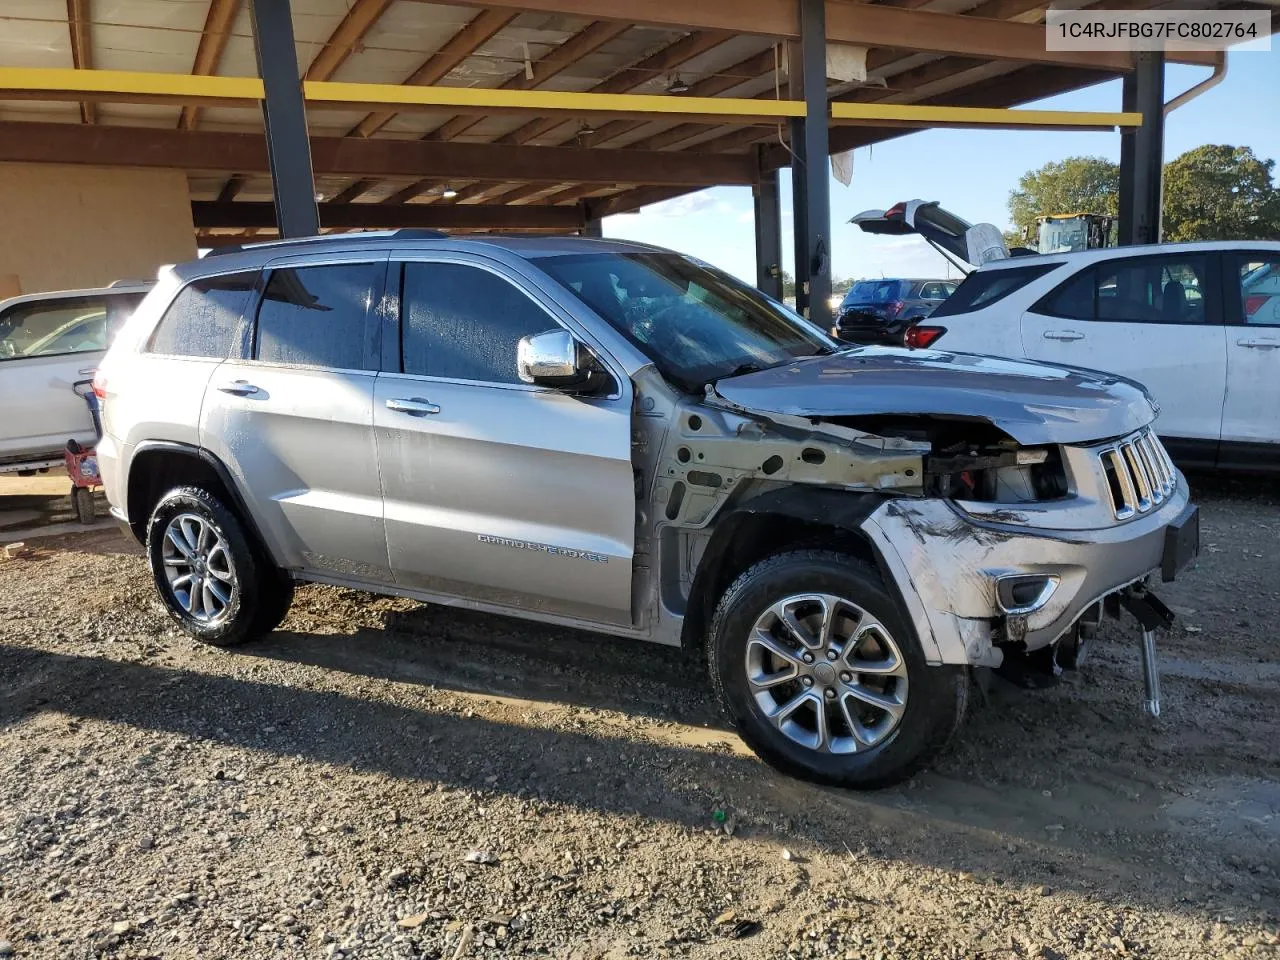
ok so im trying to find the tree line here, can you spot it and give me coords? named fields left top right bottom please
left=1008, top=144, right=1280, bottom=243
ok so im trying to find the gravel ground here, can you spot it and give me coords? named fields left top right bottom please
left=0, top=475, right=1277, bottom=960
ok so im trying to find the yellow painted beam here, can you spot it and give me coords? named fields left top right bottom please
left=831, top=101, right=1142, bottom=130
left=303, top=80, right=805, bottom=119
left=0, top=66, right=263, bottom=104
left=0, top=67, right=803, bottom=122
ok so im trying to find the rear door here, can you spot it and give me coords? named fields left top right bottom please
left=200, top=256, right=392, bottom=580
left=0, top=292, right=137, bottom=462
left=1219, top=250, right=1280, bottom=469
left=1020, top=252, right=1226, bottom=463
left=374, top=254, right=635, bottom=626
left=916, top=281, right=953, bottom=318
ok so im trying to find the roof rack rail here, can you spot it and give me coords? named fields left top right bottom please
left=203, top=228, right=448, bottom=258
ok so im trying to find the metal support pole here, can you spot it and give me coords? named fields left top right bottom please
left=250, top=0, right=319, bottom=238
left=754, top=164, right=783, bottom=301
left=581, top=218, right=603, bottom=238
left=1119, top=52, right=1164, bottom=246
left=1117, top=72, right=1137, bottom=245
left=787, top=45, right=810, bottom=319
left=797, top=0, right=832, bottom=328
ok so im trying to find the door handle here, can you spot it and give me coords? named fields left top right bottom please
left=1043, top=330, right=1084, bottom=342
left=78, top=367, right=97, bottom=376
left=216, top=380, right=260, bottom=396
left=1237, top=337, right=1280, bottom=349
left=386, top=397, right=441, bottom=416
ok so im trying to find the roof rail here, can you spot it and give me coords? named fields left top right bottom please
left=203, top=228, right=448, bottom=258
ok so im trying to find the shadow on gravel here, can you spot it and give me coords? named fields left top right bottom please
left=243, top=607, right=724, bottom=729
left=1186, top=471, right=1279, bottom=506
left=2, top=641, right=1272, bottom=926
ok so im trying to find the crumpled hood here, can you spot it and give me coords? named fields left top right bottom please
left=713, top=346, right=1156, bottom=445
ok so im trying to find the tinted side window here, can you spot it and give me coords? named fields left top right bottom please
left=931, top=262, right=1058, bottom=318
left=255, top=264, right=380, bottom=369
left=0, top=296, right=111, bottom=360
left=1037, top=256, right=1209, bottom=324
left=148, top=273, right=256, bottom=358
left=1039, top=269, right=1094, bottom=320
left=1236, top=254, right=1280, bottom=326
left=401, top=262, right=557, bottom=384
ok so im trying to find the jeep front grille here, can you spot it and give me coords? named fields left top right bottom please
left=1098, top=430, right=1176, bottom=520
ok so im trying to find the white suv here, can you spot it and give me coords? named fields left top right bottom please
left=852, top=202, right=1280, bottom=472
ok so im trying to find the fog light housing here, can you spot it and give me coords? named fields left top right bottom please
left=995, top=574, right=1059, bottom=616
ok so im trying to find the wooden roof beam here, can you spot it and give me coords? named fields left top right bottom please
left=428, top=20, right=632, bottom=143
left=0, top=121, right=757, bottom=186
left=437, top=0, right=1216, bottom=69
left=305, top=0, right=394, bottom=82
left=499, top=29, right=733, bottom=146
left=351, top=9, right=517, bottom=139
left=178, top=0, right=241, bottom=130
left=192, top=200, right=585, bottom=231
left=66, top=0, right=95, bottom=124
left=582, top=47, right=778, bottom=148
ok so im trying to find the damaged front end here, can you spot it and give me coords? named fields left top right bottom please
left=646, top=348, right=1196, bottom=693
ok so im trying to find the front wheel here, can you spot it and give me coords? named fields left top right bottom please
left=708, top=549, right=967, bottom=789
left=145, top=486, right=291, bottom=647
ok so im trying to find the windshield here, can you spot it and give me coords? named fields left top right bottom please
left=536, top=251, right=836, bottom=391
left=843, top=280, right=905, bottom=304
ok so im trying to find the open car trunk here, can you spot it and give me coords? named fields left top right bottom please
left=850, top=200, right=1010, bottom=269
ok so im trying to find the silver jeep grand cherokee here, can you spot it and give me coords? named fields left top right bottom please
left=95, top=232, right=1198, bottom=789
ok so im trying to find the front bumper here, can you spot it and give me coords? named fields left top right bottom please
left=859, top=476, right=1196, bottom=667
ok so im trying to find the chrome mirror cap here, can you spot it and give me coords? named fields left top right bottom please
left=517, top=329, right=580, bottom=385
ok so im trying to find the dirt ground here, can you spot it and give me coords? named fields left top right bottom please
left=0, top=474, right=1276, bottom=960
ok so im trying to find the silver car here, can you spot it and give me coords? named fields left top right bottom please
left=95, top=232, right=1198, bottom=788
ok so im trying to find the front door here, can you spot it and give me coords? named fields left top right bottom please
left=374, top=255, right=635, bottom=627
left=1220, top=250, right=1280, bottom=469
left=200, top=257, right=392, bottom=581
left=1020, top=252, right=1226, bottom=466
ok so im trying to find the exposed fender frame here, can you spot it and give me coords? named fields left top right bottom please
left=127, top=440, right=278, bottom=564
left=680, top=485, right=921, bottom=648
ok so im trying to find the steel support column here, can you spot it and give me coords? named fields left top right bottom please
left=794, top=0, right=832, bottom=327
left=580, top=215, right=603, bottom=238
left=754, top=164, right=783, bottom=300
left=250, top=0, right=319, bottom=238
left=1118, top=51, right=1164, bottom=246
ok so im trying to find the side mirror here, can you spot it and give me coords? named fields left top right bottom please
left=517, top=329, right=611, bottom=393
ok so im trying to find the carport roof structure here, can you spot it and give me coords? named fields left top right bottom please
left=0, top=0, right=1262, bottom=247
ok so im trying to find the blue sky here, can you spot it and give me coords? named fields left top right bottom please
left=603, top=49, right=1280, bottom=283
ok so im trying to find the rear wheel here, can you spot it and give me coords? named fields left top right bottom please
left=145, top=486, right=291, bottom=646
left=708, top=549, right=967, bottom=789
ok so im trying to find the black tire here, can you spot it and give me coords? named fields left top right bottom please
left=708, top=549, right=967, bottom=789
left=145, top=485, right=292, bottom=646
left=71, top=485, right=95, bottom=524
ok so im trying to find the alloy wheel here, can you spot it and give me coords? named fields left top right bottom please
left=160, top=512, right=237, bottom=624
left=745, top=592, right=908, bottom=754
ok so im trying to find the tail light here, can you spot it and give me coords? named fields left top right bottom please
left=91, top=369, right=109, bottom=400
left=886, top=299, right=905, bottom=317
left=904, top=324, right=946, bottom=349
left=1245, top=294, right=1266, bottom=318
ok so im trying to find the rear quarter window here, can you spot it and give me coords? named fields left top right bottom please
left=931, top=262, right=1059, bottom=318
left=147, top=273, right=257, bottom=359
